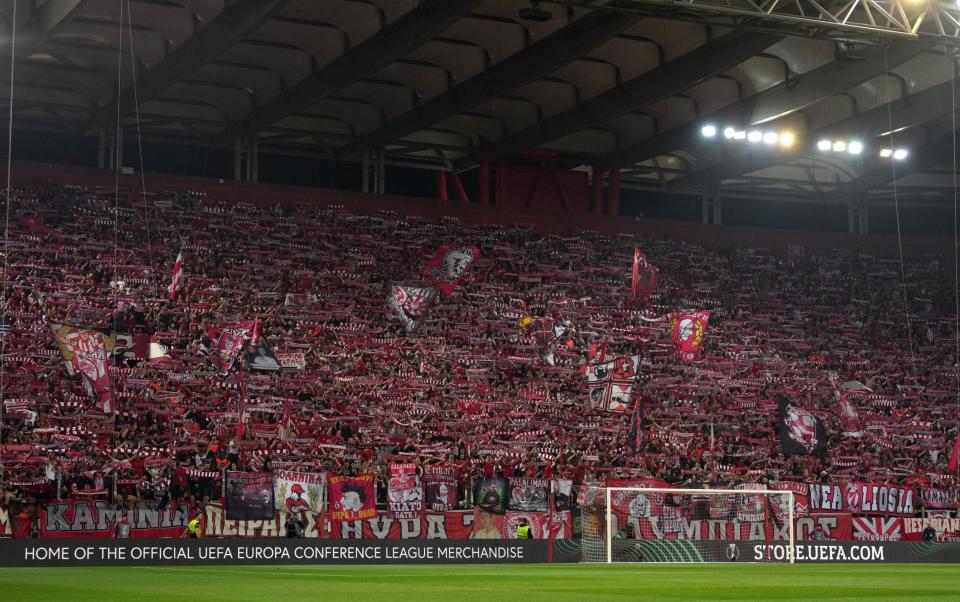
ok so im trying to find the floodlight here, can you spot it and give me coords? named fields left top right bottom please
left=832, top=141, right=847, bottom=152
left=701, top=125, right=717, bottom=138
left=747, top=130, right=763, bottom=143
left=723, top=127, right=736, bottom=139
left=879, top=148, right=893, bottom=158
left=847, top=141, right=863, bottom=155
left=893, top=149, right=909, bottom=160
left=763, top=132, right=779, bottom=145
left=779, top=131, right=796, bottom=148
left=733, top=131, right=747, bottom=140
left=817, top=140, right=832, bottom=151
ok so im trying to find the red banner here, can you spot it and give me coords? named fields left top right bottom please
left=921, top=488, right=960, bottom=509
left=328, top=474, right=377, bottom=521
left=424, top=465, right=458, bottom=512
left=902, top=517, right=960, bottom=542
left=329, top=510, right=476, bottom=540
left=671, top=311, right=710, bottom=362
left=853, top=516, right=905, bottom=541
left=387, top=463, right=423, bottom=519
left=208, top=321, right=257, bottom=374
left=631, top=247, right=658, bottom=305
left=421, top=244, right=480, bottom=296
left=502, top=511, right=572, bottom=539
left=37, top=500, right=189, bottom=538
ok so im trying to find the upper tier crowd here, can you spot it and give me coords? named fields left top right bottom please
left=0, top=184, right=957, bottom=511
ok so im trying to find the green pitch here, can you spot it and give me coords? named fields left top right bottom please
left=2, top=564, right=958, bottom=601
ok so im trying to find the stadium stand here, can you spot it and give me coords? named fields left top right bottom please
left=0, top=178, right=957, bottom=541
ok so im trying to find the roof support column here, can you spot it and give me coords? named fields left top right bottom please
left=361, top=147, right=385, bottom=195
left=479, top=154, right=490, bottom=205
left=592, top=165, right=604, bottom=215
left=97, top=120, right=107, bottom=170
left=436, top=170, right=449, bottom=201
left=608, top=169, right=621, bottom=217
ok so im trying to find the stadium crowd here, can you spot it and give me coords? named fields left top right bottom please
left=0, top=183, right=957, bottom=520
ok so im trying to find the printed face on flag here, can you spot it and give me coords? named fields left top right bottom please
left=786, top=405, right=819, bottom=451
left=607, top=382, right=632, bottom=412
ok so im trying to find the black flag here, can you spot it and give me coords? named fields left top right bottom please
left=777, top=395, right=827, bottom=456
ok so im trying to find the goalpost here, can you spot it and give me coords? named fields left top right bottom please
left=581, top=487, right=795, bottom=563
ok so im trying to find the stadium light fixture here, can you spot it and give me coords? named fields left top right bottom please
left=779, top=131, right=796, bottom=148
left=817, top=139, right=832, bottom=151
left=893, top=148, right=909, bottom=160
left=701, top=125, right=717, bottom=138
left=879, top=148, right=893, bottom=158
left=723, top=127, right=736, bottom=139
left=733, top=130, right=747, bottom=140
left=747, top=130, right=763, bottom=143
left=763, top=131, right=779, bottom=145
left=847, top=141, right=863, bottom=155
left=832, top=141, right=847, bottom=152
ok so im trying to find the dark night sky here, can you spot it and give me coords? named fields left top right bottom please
left=6, top=127, right=958, bottom=237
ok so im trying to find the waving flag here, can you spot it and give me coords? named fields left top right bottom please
left=328, top=474, right=377, bottom=521
left=50, top=324, right=114, bottom=414
left=631, top=248, right=659, bottom=305
left=949, top=436, right=960, bottom=474
left=837, top=391, right=863, bottom=437
left=387, top=284, right=438, bottom=333
left=421, top=244, right=480, bottom=296
left=168, top=252, right=183, bottom=300
left=207, top=320, right=258, bottom=374
left=387, top=462, right=423, bottom=519
left=585, top=354, right=640, bottom=412
left=671, top=310, right=711, bottom=362
left=777, top=395, right=827, bottom=457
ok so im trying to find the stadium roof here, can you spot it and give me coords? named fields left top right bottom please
left=2, top=0, right=960, bottom=206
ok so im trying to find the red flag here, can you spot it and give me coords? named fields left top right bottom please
left=671, top=310, right=711, bottom=362
left=949, top=436, right=960, bottom=473
left=631, top=248, right=658, bottom=305
left=207, top=321, right=256, bottom=374
left=168, top=252, right=183, bottom=300
left=50, top=325, right=114, bottom=414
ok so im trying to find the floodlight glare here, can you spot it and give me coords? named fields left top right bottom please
left=763, top=132, right=779, bottom=145
left=817, top=140, right=832, bottom=151
left=893, top=149, right=909, bottom=160
left=747, top=130, right=763, bottom=143
left=879, top=148, right=893, bottom=158
left=779, top=131, right=796, bottom=148
left=848, top=141, right=863, bottom=155
left=701, top=125, right=717, bottom=138
left=733, top=130, right=747, bottom=140
left=723, top=127, right=736, bottom=139
left=832, top=141, right=847, bottom=152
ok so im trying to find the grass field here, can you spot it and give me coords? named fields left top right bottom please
left=2, top=564, right=959, bottom=601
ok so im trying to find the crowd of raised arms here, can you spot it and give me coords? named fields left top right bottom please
left=0, top=183, right=957, bottom=516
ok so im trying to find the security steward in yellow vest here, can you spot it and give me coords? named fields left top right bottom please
left=516, top=519, right=532, bottom=539
left=185, top=512, right=204, bottom=539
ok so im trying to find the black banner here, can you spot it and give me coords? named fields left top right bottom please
left=0, top=539, right=546, bottom=567
left=225, top=472, right=276, bottom=520
left=777, top=395, right=827, bottom=457
left=476, top=477, right=508, bottom=515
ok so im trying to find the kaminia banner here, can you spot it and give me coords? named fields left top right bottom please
left=208, top=321, right=257, bottom=374
left=777, top=395, right=827, bottom=457
left=421, top=244, right=480, bottom=296
left=50, top=324, right=114, bottom=414
left=328, top=474, right=377, bottom=521
left=671, top=310, right=710, bottom=362
left=225, top=472, right=276, bottom=520
left=476, top=477, right=508, bottom=515
left=168, top=252, right=183, bottom=300
left=631, top=247, right=658, bottom=305
left=388, top=463, right=424, bottom=519
left=387, top=284, right=438, bottom=333
left=502, top=511, right=572, bottom=539
left=584, top=354, right=640, bottom=412
left=507, top=478, right=549, bottom=512
left=424, top=465, right=458, bottom=512
left=245, top=342, right=281, bottom=371
left=37, top=500, right=189, bottom=538
left=274, top=471, right=325, bottom=514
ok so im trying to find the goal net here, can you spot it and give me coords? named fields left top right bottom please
left=581, top=487, right=795, bottom=563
